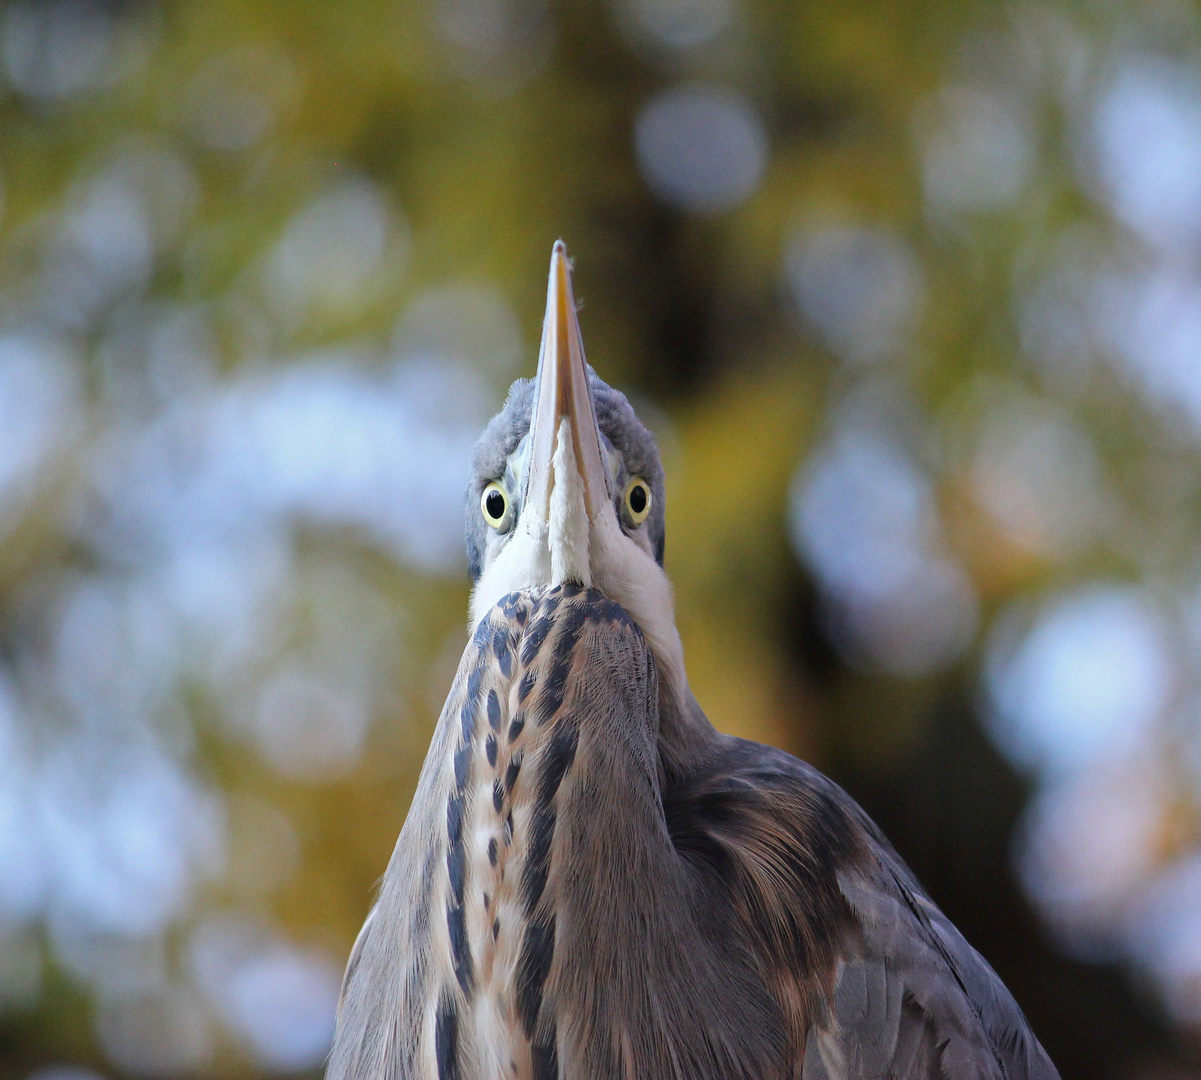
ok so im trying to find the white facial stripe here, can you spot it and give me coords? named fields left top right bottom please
left=470, top=510, right=549, bottom=628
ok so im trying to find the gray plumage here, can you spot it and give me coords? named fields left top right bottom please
left=328, top=247, right=1059, bottom=1080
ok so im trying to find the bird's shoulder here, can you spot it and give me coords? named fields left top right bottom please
left=662, top=736, right=1059, bottom=1080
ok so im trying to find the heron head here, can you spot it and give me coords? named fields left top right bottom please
left=465, top=242, right=683, bottom=692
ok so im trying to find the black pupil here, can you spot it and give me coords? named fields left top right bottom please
left=485, top=489, right=506, bottom=521
left=628, top=484, right=647, bottom=515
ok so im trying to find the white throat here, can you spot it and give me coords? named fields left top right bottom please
left=547, top=419, right=591, bottom=587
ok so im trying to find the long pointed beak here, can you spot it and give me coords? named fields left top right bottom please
left=525, top=241, right=610, bottom=523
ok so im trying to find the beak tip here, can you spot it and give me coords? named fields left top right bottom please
left=530, top=240, right=607, bottom=524
left=551, top=240, right=572, bottom=277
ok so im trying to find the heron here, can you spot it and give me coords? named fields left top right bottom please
left=327, top=242, right=1059, bottom=1080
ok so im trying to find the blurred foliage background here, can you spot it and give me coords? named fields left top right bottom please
left=1, top=0, right=1201, bottom=1076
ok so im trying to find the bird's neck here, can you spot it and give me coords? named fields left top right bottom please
left=656, top=679, right=721, bottom=778
left=329, top=585, right=771, bottom=1080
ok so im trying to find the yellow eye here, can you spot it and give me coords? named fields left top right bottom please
left=481, top=481, right=511, bottom=530
left=624, top=477, right=651, bottom=526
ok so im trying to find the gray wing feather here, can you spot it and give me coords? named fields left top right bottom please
left=911, top=886, right=1056, bottom=1080
left=807, top=958, right=903, bottom=1080
left=890, top=996, right=942, bottom=1079
left=703, top=742, right=1058, bottom=1080
left=827, top=861, right=1057, bottom=1080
